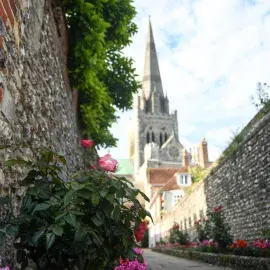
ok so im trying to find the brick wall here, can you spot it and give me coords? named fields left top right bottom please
left=149, top=110, right=270, bottom=246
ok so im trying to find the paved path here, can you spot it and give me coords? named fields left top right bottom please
left=143, top=249, right=228, bottom=270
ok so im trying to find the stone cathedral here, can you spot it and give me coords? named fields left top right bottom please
left=128, top=19, right=211, bottom=195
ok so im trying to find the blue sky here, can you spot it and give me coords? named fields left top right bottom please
left=99, top=0, right=270, bottom=161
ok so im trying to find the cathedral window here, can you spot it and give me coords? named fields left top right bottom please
left=147, top=132, right=150, bottom=143
left=152, top=132, right=155, bottom=142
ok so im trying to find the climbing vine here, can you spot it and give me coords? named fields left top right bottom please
left=61, top=0, right=140, bottom=147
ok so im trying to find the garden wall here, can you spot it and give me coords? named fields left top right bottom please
left=0, top=0, right=88, bottom=261
left=149, top=110, right=270, bottom=245
left=0, top=1, right=86, bottom=184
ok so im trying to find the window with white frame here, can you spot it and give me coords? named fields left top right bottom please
left=178, top=174, right=190, bottom=186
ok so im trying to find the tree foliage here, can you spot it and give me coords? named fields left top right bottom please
left=61, top=0, right=140, bottom=147
left=0, top=150, right=151, bottom=269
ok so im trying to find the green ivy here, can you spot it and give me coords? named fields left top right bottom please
left=0, top=150, right=151, bottom=269
left=61, top=0, right=140, bottom=147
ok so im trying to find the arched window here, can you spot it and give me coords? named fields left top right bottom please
left=165, top=133, right=168, bottom=141
left=159, top=133, right=163, bottom=147
left=152, top=132, right=155, bottom=142
left=147, top=132, right=150, bottom=143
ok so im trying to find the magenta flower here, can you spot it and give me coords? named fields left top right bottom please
left=98, top=154, right=118, bottom=172
left=81, top=139, right=94, bottom=148
left=115, top=258, right=147, bottom=270
left=133, top=247, right=143, bottom=255
left=0, top=267, right=10, bottom=270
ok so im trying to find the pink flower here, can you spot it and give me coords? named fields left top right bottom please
left=0, top=267, right=9, bottom=270
left=98, top=154, right=118, bottom=172
left=81, top=139, right=94, bottom=148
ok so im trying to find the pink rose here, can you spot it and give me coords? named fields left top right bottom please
left=81, top=139, right=94, bottom=148
left=98, top=154, right=118, bottom=172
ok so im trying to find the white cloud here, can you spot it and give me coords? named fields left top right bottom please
left=99, top=0, right=270, bottom=162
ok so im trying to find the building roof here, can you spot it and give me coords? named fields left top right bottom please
left=149, top=166, right=189, bottom=208
left=147, top=168, right=179, bottom=184
left=114, top=159, right=134, bottom=175
left=162, top=166, right=189, bottom=191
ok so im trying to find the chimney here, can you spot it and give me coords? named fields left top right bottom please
left=198, top=138, right=209, bottom=169
left=182, top=149, right=189, bottom=167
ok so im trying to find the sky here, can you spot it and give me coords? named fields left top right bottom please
left=98, top=0, right=270, bottom=162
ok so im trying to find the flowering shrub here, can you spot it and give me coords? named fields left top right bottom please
left=169, top=223, right=189, bottom=245
left=252, top=239, right=270, bottom=249
left=115, top=248, right=147, bottom=270
left=201, top=240, right=218, bottom=247
left=230, top=240, right=248, bottom=249
left=0, top=149, right=151, bottom=269
left=195, top=206, right=232, bottom=248
left=195, top=218, right=211, bottom=242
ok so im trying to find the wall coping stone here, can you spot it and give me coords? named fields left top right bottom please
left=152, top=247, right=270, bottom=270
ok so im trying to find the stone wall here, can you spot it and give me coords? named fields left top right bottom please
left=0, top=0, right=87, bottom=182
left=149, top=110, right=270, bottom=245
left=0, top=0, right=92, bottom=263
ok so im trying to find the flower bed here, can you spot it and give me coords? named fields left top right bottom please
left=152, top=247, right=270, bottom=270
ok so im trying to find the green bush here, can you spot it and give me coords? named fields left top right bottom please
left=61, top=0, right=141, bottom=147
left=0, top=150, right=151, bottom=269
left=169, top=223, right=189, bottom=245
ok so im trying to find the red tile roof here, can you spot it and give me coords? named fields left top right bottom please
left=149, top=166, right=189, bottom=208
left=147, top=168, right=179, bottom=184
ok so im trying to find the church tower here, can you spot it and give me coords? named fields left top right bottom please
left=130, top=19, right=183, bottom=176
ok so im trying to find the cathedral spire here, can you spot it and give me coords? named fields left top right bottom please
left=142, top=18, right=164, bottom=100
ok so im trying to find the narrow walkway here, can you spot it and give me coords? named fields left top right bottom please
left=143, top=249, right=228, bottom=270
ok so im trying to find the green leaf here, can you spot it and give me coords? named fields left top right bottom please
left=91, top=216, right=102, bottom=227
left=139, top=190, right=150, bottom=202
left=105, top=193, right=114, bottom=204
left=46, top=232, right=55, bottom=250
left=92, top=193, right=100, bottom=205
left=112, top=205, right=121, bottom=222
left=116, top=188, right=125, bottom=198
left=69, top=210, right=85, bottom=216
left=53, top=227, right=64, bottom=236
left=112, top=180, right=122, bottom=189
left=64, top=190, right=74, bottom=206
left=33, top=203, right=50, bottom=212
left=6, top=225, right=19, bottom=237
left=55, top=212, right=67, bottom=221
left=57, top=154, right=66, bottom=165
left=32, top=229, right=45, bottom=244
left=0, top=197, right=10, bottom=205
left=71, top=182, right=84, bottom=191
left=64, top=213, right=77, bottom=227
left=4, top=159, right=32, bottom=167
left=100, top=187, right=109, bottom=197
left=77, top=189, right=92, bottom=199
left=74, top=227, right=86, bottom=242
left=89, top=231, right=102, bottom=247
